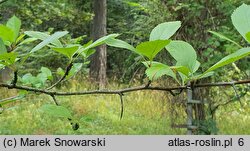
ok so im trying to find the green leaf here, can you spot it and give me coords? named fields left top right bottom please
left=245, top=32, right=250, bottom=43
left=67, top=63, right=83, bottom=79
left=30, top=31, right=68, bottom=53
left=84, top=49, right=95, bottom=58
left=21, top=72, right=48, bottom=88
left=193, top=72, right=214, bottom=80
left=208, top=30, right=242, bottom=48
left=170, top=66, right=190, bottom=76
left=0, top=25, right=15, bottom=44
left=78, top=34, right=119, bottom=55
left=40, top=104, right=72, bottom=118
left=165, top=40, right=197, bottom=72
left=0, top=38, right=7, bottom=54
left=86, top=34, right=119, bottom=49
left=6, top=15, right=21, bottom=41
left=21, top=73, right=33, bottom=85
left=37, top=73, right=48, bottom=86
left=204, top=47, right=250, bottom=74
left=178, top=72, right=188, bottom=85
left=41, top=67, right=53, bottom=80
left=136, top=40, right=170, bottom=60
left=21, top=73, right=43, bottom=88
left=19, top=37, right=38, bottom=45
left=0, top=52, right=18, bottom=66
left=143, top=61, right=176, bottom=81
left=192, top=60, right=200, bottom=73
left=24, top=31, right=62, bottom=47
left=51, top=45, right=79, bottom=59
left=150, top=21, right=181, bottom=41
left=231, top=4, right=250, bottom=42
left=16, top=34, right=25, bottom=44
left=105, top=38, right=137, bottom=52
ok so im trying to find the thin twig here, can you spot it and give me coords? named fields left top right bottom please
left=119, top=93, right=124, bottom=120
left=50, top=94, right=59, bottom=106
left=194, top=79, right=250, bottom=87
left=231, top=83, right=243, bottom=107
left=47, top=63, right=73, bottom=90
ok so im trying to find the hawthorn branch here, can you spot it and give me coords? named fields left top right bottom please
left=0, top=79, right=249, bottom=97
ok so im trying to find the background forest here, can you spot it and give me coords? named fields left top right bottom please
left=0, top=0, right=249, bottom=134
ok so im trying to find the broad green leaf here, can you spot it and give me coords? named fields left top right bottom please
left=40, top=104, right=72, bottom=118
left=21, top=73, right=33, bottom=85
left=37, top=73, right=48, bottom=86
left=78, top=34, right=119, bottom=54
left=150, top=21, right=181, bottom=41
left=0, top=38, right=7, bottom=54
left=6, top=15, right=21, bottom=41
left=208, top=30, right=242, bottom=48
left=178, top=72, right=188, bottom=85
left=170, top=66, right=190, bottom=76
left=67, top=63, right=83, bottom=79
left=24, top=31, right=62, bottom=47
left=231, top=4, right=250, bottom=42
left=30, top=31, right=68, bottom=53
left=0, top=52, right=18, bottom=66
left=143, top=61, right=176, bottom=81
left=21, top=72, right=48, bottom=88
left=165, top=40, right=197, bottom=72
left=136, top=40, right=170, bottom=60
left=193, top=71, right=214, bottom=80
left=105, top=38, right=137, bottom=52
left=21, top=73, right=43, bottom=88
left=0, top=25, right=15, bottom=44
left=204, top=47, right=250, bottom=74
left=41, top=67, right=53, bottom=80
left=192, top=60, right=200, bottom=73
left=51, top=45, right=79, bottom=59
left=84, top=49, right=95, bottom=58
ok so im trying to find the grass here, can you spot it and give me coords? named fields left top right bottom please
left=0, top=79, right=249, bottom=135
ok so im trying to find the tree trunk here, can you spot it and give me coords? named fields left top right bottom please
left=90, top=0, right=107, bottom=89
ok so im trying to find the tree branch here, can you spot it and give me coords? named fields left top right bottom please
left=0, top=79, right=249, bottom=97
left=119, top=93, right=124, bottom=120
